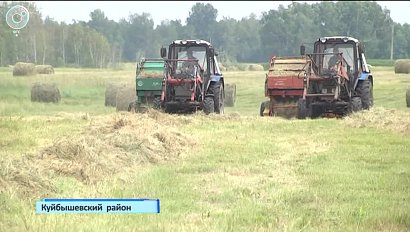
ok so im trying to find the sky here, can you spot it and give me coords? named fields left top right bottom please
left=30, top=1, right=410, bottom=26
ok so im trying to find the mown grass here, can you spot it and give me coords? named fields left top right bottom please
left=0, top=64, right=409, bottom=231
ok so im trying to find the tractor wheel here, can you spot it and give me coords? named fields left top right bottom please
left=128, top=101, right=136, bottom=113
left=203, top=97, right=214, bottom=115
left=260, top=102, right=265, bottom=117
left=357, top=80, right=373, bottom=109
left=214, top=82, right=224, bottom=114
left=153, top=97, right=162, bottom=109
left=351, top=96, right=362, bottom=112
left=297, top=98, right=307, bottom=119
left=406, top=88, right=410, bottom=107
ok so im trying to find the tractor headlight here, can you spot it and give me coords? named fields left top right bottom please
left=343, top=37, right=349, bottom=43
left=320, top=37, right=327, bottom=43
left=182, top=40, right=187, bottom=45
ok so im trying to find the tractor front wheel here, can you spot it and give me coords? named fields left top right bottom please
left=357, top=80, right=373, bottom=109
left=214, top=82, right=224, bottom=114
left=350, top=96, right=362, bottom=113
left=203, top=97, right=214, bottom=115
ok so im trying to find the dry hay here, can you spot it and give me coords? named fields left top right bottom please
left=406, top=88, right=410, bottom=107
left=0, top=112, right=196, bottom=197
left=116, top=85, right=136, bottom=111
left=35, top=65, right=55, bottom=74
left=224, top=83, right=237, bottom=107
left=248, top=64, right=264, bottom=71
left=394, top=60, right=410, bottom=74
left=13, top=62, right=36, bottom=76
left=343, top=107, right=410, bottom=135
left=105, top=83, right=122, bottom=107
left=0, top=156, right=57, bottom=198
left=31, top=82, right=61, bottom=103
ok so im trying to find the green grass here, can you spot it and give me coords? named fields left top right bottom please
left=0, top=65, right=409, bottom=231
left=367, top=59, right=396, bottom=67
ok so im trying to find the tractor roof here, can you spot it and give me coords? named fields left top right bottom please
left=318, top=36, right=360, bottom=44
left=171, top=39, right=213, bottom=47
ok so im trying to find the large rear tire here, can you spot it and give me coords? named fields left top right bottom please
left=357, top=79, right=373, bottom=110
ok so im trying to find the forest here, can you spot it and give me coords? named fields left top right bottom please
left=0, top=1, right=409, bottom=68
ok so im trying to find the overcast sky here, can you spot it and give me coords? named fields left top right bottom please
left=32, top=1, right=409, bottom=26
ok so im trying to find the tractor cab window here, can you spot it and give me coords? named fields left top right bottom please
left=174, top=46, right=207, bottom=74
left=322, top=44, right=355, bottom=74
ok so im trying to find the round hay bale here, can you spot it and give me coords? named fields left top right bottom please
left=13, top=62, right=35, bottom=76
left=116, top=85, right=136, bottom=111
left=35, top=65, right=55, bottom=74
left=394, top=60, right=410, bottom=74
left=105, top=83, right=121, bottom=107
left=406, top=88, right=410, bottom=107
left=224, top=83, right=237, bottom=107
left=248, top=64, right=264, bottom=71
left=31, top=82, right=61, bottom=103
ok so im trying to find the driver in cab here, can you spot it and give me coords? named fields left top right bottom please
left=328, top=47, right=341, bottom=71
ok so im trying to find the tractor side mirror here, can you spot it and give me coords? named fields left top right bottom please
left=300, top=45, right=305, bottom=56
left=209, top=48, right=215, bottom=57
left=160, top=47, right=167, bottom=58
left=359, top=43, right=365, bottom=54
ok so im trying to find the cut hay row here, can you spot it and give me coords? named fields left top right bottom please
left=0, top=112, right=196, bottom=197
left=31, top=82, right=61, bottom=103
left=344, top=107, right=410, bottom=135
left=394, top=60, right=410, bottom=74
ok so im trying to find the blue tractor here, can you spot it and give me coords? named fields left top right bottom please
left=297, top=36, right=374, bottom=118
left=159, top=40, right=224, bottom=114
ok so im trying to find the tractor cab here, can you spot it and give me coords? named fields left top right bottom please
left=159, top=40, right=224, bottom=114
left=306, top=36, right=372, bottom=88
left=161, top=40, right=222, bottom=80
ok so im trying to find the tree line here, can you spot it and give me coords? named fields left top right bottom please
left=0, top=1, right=409, bottom=68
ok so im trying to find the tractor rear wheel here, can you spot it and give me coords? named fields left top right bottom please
left=357, top=80, right=373, bottom=109
left=297, top=98, right=307, bottom=119
left=203, top=97, right=214, bottom=115
left=214, top=82, right=224, bottom=114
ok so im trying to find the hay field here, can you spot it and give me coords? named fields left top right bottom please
left=0, top=64, right=409, bottom=231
